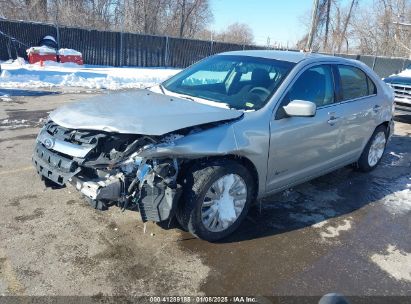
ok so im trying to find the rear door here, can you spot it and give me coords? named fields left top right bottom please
left=266, top=64, right=343, bottom=192
left=333, top=65, right=379, bottom=163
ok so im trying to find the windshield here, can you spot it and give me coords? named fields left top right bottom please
left=162, top=55, right=295, bottom=110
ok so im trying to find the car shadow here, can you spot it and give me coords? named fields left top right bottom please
left=169, top=133, right=410, bottom=243
left=222, top=133, right=410, bottom=243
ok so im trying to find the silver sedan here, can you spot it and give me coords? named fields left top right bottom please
left=33, top=51, right=394, bottom=241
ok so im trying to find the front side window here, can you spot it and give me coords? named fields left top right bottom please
left=284, top=65, right=335, bottom=107
left=338, top=65, right=376, bottom=101
left=163, top=55, right=295, bottom=110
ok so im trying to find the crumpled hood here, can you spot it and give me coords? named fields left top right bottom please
left=50, top=89, right=242, bottom=136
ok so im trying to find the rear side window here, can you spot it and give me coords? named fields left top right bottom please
left=338, top=65, right=377, bottom=101
left=367, top=77, right=377, bottom=95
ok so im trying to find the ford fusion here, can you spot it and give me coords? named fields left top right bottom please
left=33, top=51, right=394, bottom=241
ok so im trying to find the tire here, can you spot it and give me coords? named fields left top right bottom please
left=356, top=125, right=388, bottom=172
left=176, top=160, right=255, bottom=242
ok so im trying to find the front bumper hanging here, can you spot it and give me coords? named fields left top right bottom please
left=32, top=142, right=81, bottom=185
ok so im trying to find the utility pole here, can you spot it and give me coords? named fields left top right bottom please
left=323, top=0, right=331, bottom=51
left=306, top=0, right=320, bottom=51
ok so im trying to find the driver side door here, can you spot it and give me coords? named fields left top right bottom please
left=266, top=64, right=343, bottom=193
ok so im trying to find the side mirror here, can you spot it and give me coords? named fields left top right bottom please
left=283, top=100, right=316, bottom=117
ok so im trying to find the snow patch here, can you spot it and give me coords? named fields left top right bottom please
left=0, top=95, right=12, bottom=102
left=381, top=177, right=411, bottom=215
left=397, top=68, right=411, bottom=78
left=0, top=60, right=180, bottom=90
left=371, top=245, right=411, bottom=282
left=389, top=151, right=403, bottom=158
left=58, top=48, right=82, bottom=56
left=382, top=189, right=411, bottom=215
left=319, top=218, right=352, bottom=240
left=382, top=151, right=406, bottom=167
left=26, top=46, right=56, bottom=55
left=312, top=220, right=329, bottom=228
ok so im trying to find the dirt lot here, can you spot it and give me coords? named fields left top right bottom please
left=0, top=89, right=410, bottom=298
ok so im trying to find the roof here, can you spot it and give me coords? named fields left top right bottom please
left=219, top=50, right=338, bottom=64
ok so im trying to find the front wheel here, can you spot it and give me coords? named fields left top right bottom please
left=176, top=160, right=255, bottom=242
left=356, top=125, right=387, bottom=172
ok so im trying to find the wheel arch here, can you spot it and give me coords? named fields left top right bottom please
left=178, top=154, right=259, bottom=201
left=377, top=120, right=390, bottom=134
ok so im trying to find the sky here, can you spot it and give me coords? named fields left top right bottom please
left=209, top=0, right=314, bottom=47
left=209, top=0, right=369, bottom=47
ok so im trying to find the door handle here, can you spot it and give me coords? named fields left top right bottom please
left=327, top=115, right=340, bottom=126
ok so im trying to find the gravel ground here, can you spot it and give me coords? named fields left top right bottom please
left=0, top=89, right=410, bottom=298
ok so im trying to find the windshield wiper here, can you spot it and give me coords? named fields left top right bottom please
left=159, top=83, right=166, bottom=95
left=179, top=95, right=195, bottom=101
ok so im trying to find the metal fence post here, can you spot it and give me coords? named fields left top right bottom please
left=6, top=37, right=12, bottom=59
left=372, top=55, right=377, bottom=70
left=119, top=1, right=125, bottom=67
left=165, top=36, right=169, bottom=67
left=119, top=31, right=123, bottom=66
left=55, top=24, right=60, bottom=49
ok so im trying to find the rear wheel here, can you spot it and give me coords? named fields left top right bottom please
left=356, top=125, right=387, bottom=172
left=176, top=160, right=254, bottom=241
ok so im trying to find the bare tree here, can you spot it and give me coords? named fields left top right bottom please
left=299, top=0, right=411, bottom=56
left=336, top=0, right=357, bottom=53
left=352, top=0, right=411, bottom=56
left=216, top=22, right=254, bottom=45
left=46, top=0, right=120, bottom=30
left=0, top=0, right=212, bottom=39
left=0, top=0, right=42, bottom=21
left=299, top=0, right=362, bottom=53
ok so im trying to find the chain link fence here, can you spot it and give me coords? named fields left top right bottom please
left=1, top=18, right=410, bottom=77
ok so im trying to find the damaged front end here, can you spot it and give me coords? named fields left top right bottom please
left=32, top=120, right=182, bottom=223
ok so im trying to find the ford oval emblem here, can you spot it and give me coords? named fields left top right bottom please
left=43, top=138, right=55, bottom=149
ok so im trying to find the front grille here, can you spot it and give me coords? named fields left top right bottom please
left=392, top=84, right=411, bottom=105
left=32, top=142, right=81, bottom=185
